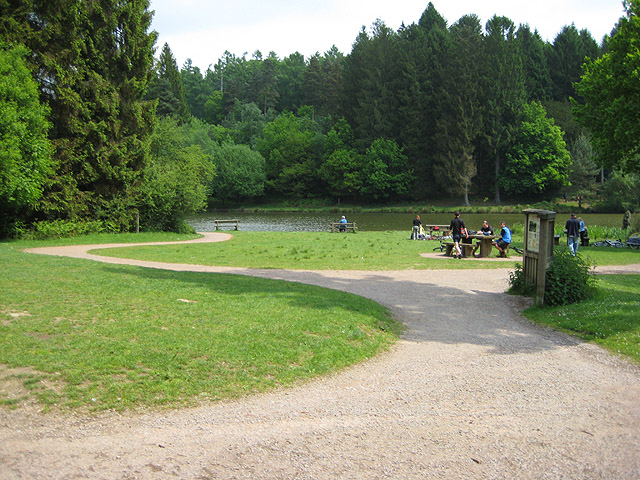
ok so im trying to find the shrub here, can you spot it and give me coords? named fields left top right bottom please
left=19, top=219, right=113, bottom=240
left=544, top=249, right=597, bottom=306
left=507, top=262, right=535, bottom=296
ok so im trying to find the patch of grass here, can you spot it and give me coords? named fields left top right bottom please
left=522, top=275, right=640, bottom=364
left=94, top=231, right=519, bottom=270
left=572, top=245, right=640, bottom=266
left=0, top=236, right=401, bottom=411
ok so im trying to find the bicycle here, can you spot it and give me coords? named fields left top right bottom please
left=591, top=239, right=626, bottom=248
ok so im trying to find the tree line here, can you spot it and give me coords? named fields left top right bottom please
left=1, top=1, right=639, bottom=237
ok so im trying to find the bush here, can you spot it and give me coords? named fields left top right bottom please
left=508, top=262, right=535, bottom=296
left=544, top=249, right=597, bottom=306
left=19, top=219, right=113, bottom=240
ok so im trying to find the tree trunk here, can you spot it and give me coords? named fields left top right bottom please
left=494, top=151, right=501, bottom=204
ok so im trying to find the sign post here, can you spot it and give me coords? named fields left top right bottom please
left=522, top=209, right=556, bottom=306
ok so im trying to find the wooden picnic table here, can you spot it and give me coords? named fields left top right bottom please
left=467, top=234, right=499, bottom=257
left=423, top=224, right=450, bottom=237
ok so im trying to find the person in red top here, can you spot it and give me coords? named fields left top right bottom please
left=449, top=211, right=468, bottom=259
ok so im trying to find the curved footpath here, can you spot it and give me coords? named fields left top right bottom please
left=2, top=232, right=639, bottom=479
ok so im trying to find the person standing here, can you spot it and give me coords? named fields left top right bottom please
left=578, top=217, right=588, bottom=246
left=449, top=211, right=468, bottom=258
left=493, top=221, right=512, bottom=257
left=412, top=215, right=422, bottom=240
left=565, top=213, right=581, bottom=255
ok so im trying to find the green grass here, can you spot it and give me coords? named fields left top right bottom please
left=0, top=235, right=401, bottom=411
left=2, top=230, right=638, bottom=412
left=94, top=231, right=521, bottom=270
left=522, top=275, right=640, bottom=364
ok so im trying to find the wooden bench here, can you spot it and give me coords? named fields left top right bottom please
left=443, top=242, right=475, bottom=257
left=331, top=222, right=357, bottom=233
left=213, top=219, right=239, bottom=231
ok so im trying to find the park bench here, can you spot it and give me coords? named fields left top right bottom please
left=213, top=219, right=239, bottom=231
left=331, top=222, right=357, bottom=233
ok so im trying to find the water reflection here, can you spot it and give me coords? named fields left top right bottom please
left=186, top=211, right=621, bottom=232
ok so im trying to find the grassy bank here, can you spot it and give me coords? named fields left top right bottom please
left=0, top=235, right=400, bottom=411
left=522, top=274, right=640, bottom=364
left=94, top=231, right=640, bottom=270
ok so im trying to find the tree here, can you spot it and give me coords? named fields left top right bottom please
left=500, top=102, right=571, bottom=197
left=433, top=14, right=483, bottom=205
left=360, top=138, right=412, bottom=199
left=138, top=117, right=215, bottom=231
left=516, top=24, right=552, bottom=101
left=573, top=0, right=640, bottom=174
left=480, top=15, right=527, bottom=203
left=256, top=112, right=318, bottom=196
left=319, top=119, right=362, bottom=199
left=0, top=43, right=52, bottom=236
left=395, top=3, right=451, bottom=192
left=569, top=133, right=599, bottom=207
left=148, top=43, right=189, bottom=121
left=210, top=144, right=266, bottom=203
left=547, top=25, right=599, bottom=101
left=1, top=0, right=158, bottom=230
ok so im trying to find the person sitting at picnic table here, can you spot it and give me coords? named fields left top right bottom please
left=449, top=211, right=468, bottom=259
left=493, top=221, right=511, bottom=257
left=338, top=215, right=348, bottom=232
left=412, top=215, right=422, bottom=240
left=478, top=220, right=494, bottom=235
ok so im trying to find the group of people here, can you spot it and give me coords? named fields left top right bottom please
left=412, top=213, right=511, bottom=258
left=447, top=212, right=511, bottom=259
left=565, top=214, right=587, bottom=256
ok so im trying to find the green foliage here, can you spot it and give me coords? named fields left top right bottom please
left=507, top=262, right=536, bottom=296
left=0, top=43, right=52, bottom=236
left=360, top=139, right=412, bottom=200
left=18, top=219, right=113, bottom=240
left=573, top=1, right=640, bottom=173
left=501, top=101, right=571, bottom=196
left=137, top=118, right=214, bottom=231
left=210, top=143, right=266, bottom=202
left=544, top=249, right=598, bottom=306
left=569, top=133, right=599, bottom=204
left=523, top=274, right=640, bottom=364
left=593, top=171, right=640, bottom=213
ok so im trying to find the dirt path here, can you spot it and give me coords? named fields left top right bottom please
left=3, top=233, right=640, bottom=479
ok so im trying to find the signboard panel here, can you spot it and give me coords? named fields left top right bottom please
left=527, top=215, right=540, bottom=253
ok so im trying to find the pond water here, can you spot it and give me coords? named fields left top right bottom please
left=186, top=211, right=623, bottom=232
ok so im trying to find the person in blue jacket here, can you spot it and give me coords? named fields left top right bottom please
left=493, top=221, right=512, bottom=257
left=338, top=215, right=348, bottom=232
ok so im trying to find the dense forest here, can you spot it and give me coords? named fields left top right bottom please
left=1, top=1, right=639, bottom=236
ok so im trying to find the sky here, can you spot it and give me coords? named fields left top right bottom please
left=149, top=0, right=627, bottom=71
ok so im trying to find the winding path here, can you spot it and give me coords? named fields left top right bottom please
left=2, top=232, right=639, bottom=479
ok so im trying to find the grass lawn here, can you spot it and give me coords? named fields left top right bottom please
left=93, top=231, right=520, bottom=270
left=0, top=234, right=401, bottom=411
left=522, top=274, right=640, bottom=364
left=1, top=231, right=638, bottom=412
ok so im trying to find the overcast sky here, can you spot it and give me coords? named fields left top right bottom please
left=149, top=0, right=627, bottom=71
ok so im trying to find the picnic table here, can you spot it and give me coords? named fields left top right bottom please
left=467, top=234, right=499, bottom=257
left=423, top=224, right=450, bottom=238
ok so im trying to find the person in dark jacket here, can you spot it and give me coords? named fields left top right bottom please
left=565, top=213, right=581, bottom=256
left=449, top=211, right=468, bottom=258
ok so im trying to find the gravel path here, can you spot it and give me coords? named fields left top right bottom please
left=3, top=233, right=640, bottom=479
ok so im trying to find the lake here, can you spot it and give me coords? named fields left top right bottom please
left=186, top=211, right=624, bottom=232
